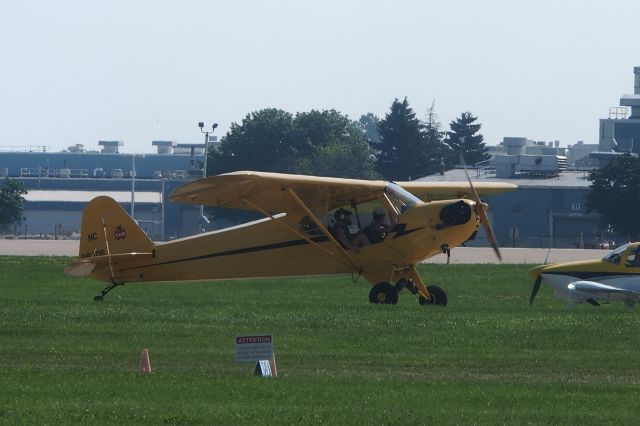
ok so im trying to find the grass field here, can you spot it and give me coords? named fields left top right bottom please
left=2, top=256, right=640, bottom=425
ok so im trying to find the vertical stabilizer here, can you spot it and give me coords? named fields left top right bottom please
left=78, top=196, right=154, bottom=260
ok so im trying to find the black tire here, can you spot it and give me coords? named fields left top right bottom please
left=369, top=282, right=399, bottom=304
left=419, top=285, right=448, bottom=306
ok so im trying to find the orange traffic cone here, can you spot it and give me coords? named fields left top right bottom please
left=139, top=349, right=152, bottom=374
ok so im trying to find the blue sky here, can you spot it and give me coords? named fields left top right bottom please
left=1, top=0, right=638, bottom=153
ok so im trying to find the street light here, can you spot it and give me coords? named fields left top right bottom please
left=130, top=153, right=145, bottom=219
left=198, top=122, right=218, bottom=232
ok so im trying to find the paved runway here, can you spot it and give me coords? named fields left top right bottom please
left=0, top=239, right=608, bottom=264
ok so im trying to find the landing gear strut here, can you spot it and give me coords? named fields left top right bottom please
left=94, top=281, right=122, bottom=301
left=366, top=265, right=448, bottom=306
left=395, top=278, right=418, bottom=295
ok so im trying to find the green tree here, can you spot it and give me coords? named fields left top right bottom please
left=294, top=110, right=378, bottom=179
left=209, top=108, right=377, bottom=179
left=355, top=113, right=381, bottom=146
left=0, top=178, right=27, bottom=231
left=209, top=108, right=303, bottom=175
left=374, top=97, right=431, bottom=181
left=445, top=112, right=489, bottom=166
left=586, top=154, right=640, bottom=240
left=423, top=101, right=450, bottom=175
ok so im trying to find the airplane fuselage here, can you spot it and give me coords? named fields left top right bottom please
left=530, top=243, right=640, bottom=307
left=90, top=199, right=480, bottom=286
left=541, top=271, right=640, bottom=304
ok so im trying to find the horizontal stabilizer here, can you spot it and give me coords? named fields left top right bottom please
left=64, top=261, right=97, bottom=277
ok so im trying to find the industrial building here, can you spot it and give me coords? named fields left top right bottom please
left=599, top=67, right=640, bottom=154
left=0, top=140, right=212, bottom=240
left=417, top=66, right=640, bottom=249
left=417, top=167, right=601, bottom=249
left=3, top=67, right=639, bottom=248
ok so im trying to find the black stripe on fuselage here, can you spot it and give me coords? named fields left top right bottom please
left=390, top=224, right=423, bottom=239
left=138, top=234, right=331, bottom=269
left=135, top=226, right=424, bottom=270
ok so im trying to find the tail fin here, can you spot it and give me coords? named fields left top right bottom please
left=78, top=196, right=154, bottom=259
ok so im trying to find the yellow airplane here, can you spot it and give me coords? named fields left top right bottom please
left=529, top=242, right=640, bottom=308
left=65, top=171, right=516, bottom=305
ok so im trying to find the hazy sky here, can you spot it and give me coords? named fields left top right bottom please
left=1, top=0, right=638, bottom=153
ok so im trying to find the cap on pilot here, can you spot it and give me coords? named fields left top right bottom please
left=373, top=207, right=386, bottom=220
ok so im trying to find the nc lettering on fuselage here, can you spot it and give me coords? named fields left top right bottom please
left=88, top=232, right=98, bottom=241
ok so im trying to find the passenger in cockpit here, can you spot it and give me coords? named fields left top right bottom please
left=332, top=208, right=369, bottom=252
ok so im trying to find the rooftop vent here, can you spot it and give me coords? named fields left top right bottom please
left=152, top=140, right=176, bottom=155
left=98, top=140, right=123, bottom=154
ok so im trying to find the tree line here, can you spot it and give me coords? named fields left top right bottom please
left=209, top=97, right=490, bottom=181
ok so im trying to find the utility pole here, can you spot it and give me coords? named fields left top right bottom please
left=130, top=154, right=144, bottom=219
left=198, top=122, right=218, bottom=232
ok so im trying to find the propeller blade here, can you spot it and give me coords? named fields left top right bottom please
left=530, top=275, right=543, bottom=305
left=478, top=206, right=502, bottom=261
left=460, top=154, right=502, bottom=261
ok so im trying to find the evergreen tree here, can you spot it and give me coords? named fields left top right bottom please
left=374, top=97, right=430, bottom=181
left=445, top=112, right=489, bottom=166
left=423, top=101, right=450, bottom=175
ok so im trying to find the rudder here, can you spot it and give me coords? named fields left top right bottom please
left=78, top=196, right=154, bottom=260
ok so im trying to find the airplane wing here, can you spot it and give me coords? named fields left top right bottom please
left=400, top=181, right=518, bottom=202
left=169, top=171, right=386, bottom=213
left=169, top=171, right=517, bottom=213
left=569, top=280, right=640, bottom=297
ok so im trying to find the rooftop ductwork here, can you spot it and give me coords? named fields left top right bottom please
left=620, top=67, right=640, bottom=119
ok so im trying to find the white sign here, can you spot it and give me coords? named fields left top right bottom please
left=235, top=334, right=274, bottom=363
left=254, top=360, right=273, bottom=378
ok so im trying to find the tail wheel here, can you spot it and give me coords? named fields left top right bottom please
left=369, top=282, right=399, bottom=304
left=419, top=285, right=448, bottom=306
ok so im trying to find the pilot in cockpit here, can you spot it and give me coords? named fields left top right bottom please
left=626, top=246, right=640, bottom=267
left=332, top=208, right=369, bottom=252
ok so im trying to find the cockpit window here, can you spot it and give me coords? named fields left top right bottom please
left=625, top=246, right=640, bottom=268
left=603, top=244, right=629, bottom=265
left=384, top=182, right=421, bottom=213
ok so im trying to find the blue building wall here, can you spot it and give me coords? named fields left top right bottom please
left=12, top=176, right=202, bottom=241
left=0, top=151, right=203, bottom=179
left=485, top=187, right=600, bottom=248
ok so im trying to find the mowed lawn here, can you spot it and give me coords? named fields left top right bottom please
left=1, top=256, right=640, bottom=424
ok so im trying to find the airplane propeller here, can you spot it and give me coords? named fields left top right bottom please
left=528, top=250, right=550, bottom=305
left=529, top=275, right=543, bottom=305
left=460, top=154, right=502, bottom=261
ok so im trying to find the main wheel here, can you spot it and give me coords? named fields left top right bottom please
left=418, top=285, right=448, bottom=306
left=369, top=282, right=399, bottom=304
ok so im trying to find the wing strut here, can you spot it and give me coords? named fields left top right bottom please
left=285, top=187, right=362, bottom=272
left=240, top=198, right=352, bottom=269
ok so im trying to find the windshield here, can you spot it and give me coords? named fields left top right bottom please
left=384, top=182, right=422, bottom=213
left=602, top=243, right=629, bottom=264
